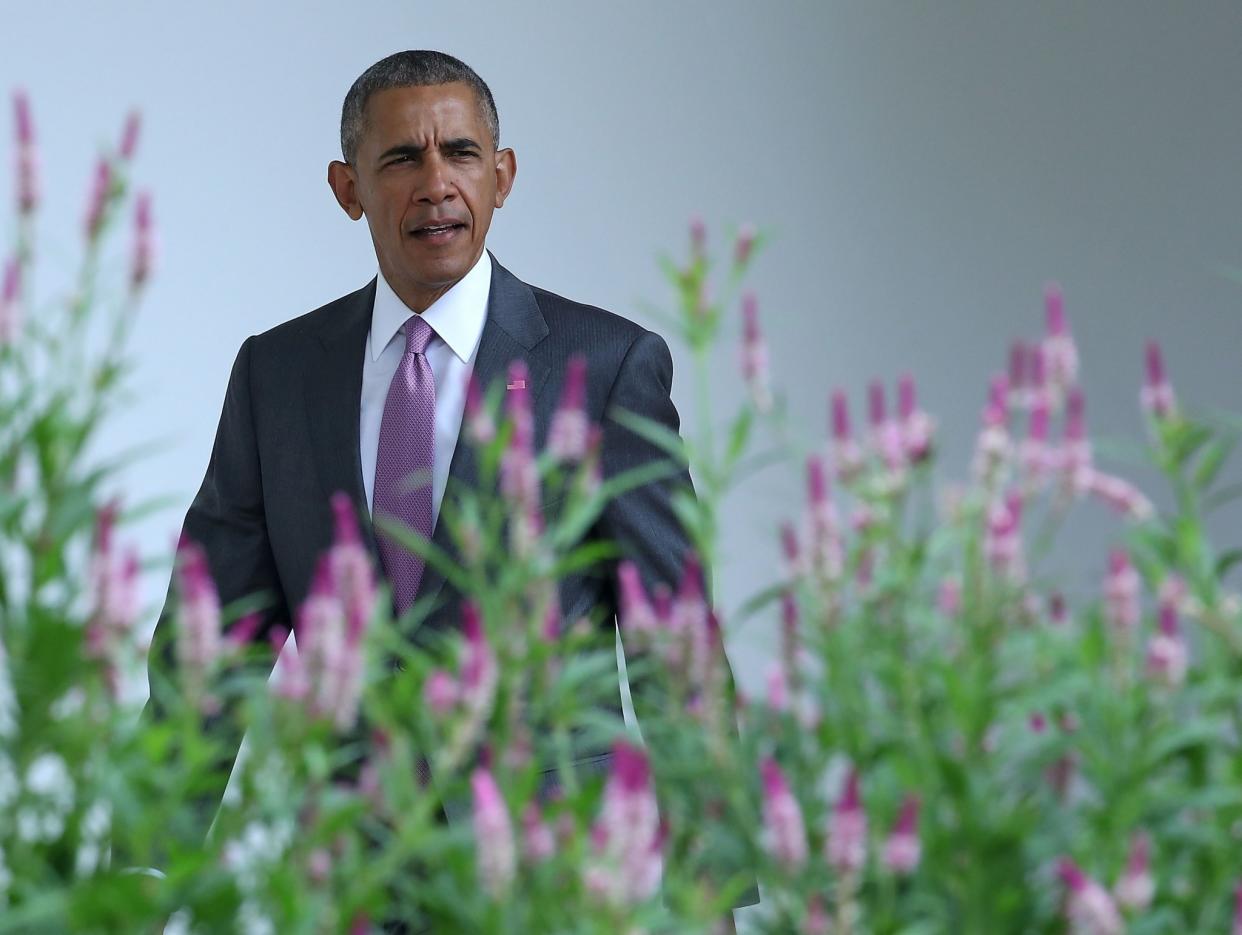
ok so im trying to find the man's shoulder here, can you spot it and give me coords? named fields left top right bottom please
left=525, top=280, right=652, bottom=351
left=250, top=279, right=374, bottom=352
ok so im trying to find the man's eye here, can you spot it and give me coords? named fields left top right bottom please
left=452, top=150, right=476, bottom=158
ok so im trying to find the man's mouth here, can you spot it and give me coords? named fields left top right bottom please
left=409, top=221, right=467, bottom=243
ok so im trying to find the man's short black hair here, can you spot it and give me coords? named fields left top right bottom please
left=340, top=50, right=500, bottom=164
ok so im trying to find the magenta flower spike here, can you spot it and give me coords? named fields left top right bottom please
left=463, top=370, right=496, bottom=445
left=759, top=756, right=808, bottom=870
left=471, top=768, right=516, bottom=898
left=1058, top=858, right=1123, bottom=935
left=882, top=794, right=921, bottom=875
left=829, top=389, right=865, bottom=482
left=1113, top=832, right=1153, bottom=911
left=1087, top=472, right=1154, bottom=521
left=617, top=561, right=658, bottom=637
left=734, top=222, right=756, bottom=267
left=1140, top=340, right=1177, bottom=419
left=84, top=157, right=111, bottom=242
left=1061, top=386, right=1093, bottom=493
left=826, top=766, right=867, bottom=875
left=1020, top=394, right=1056, bottom=478
left=1065, top=386, right=1087, bottom=443
left=548, top=353, right=590, bottom=461
left=118, top=110, right=141, bottom=160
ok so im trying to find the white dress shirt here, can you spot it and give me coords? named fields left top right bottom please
left=360, top=251, right=492, bottom=526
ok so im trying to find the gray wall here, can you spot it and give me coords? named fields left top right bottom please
left=5, top=1, right=1242, bottom=696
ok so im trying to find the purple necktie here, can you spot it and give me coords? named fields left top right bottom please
left=374, top=314, right=436, bottom=618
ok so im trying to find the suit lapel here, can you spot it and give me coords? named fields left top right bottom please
left=304, top=257, right=556, bottom=626
left=304, top=278, right=383, bottom=568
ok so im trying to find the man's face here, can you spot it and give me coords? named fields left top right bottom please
left=328, top=82, right=516, bottom=310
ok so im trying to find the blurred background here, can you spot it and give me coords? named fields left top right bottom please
left=3, top=0, right=1241, bottom=700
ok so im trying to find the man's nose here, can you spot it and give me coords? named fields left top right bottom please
left=415, top=156, right=454, bottom=204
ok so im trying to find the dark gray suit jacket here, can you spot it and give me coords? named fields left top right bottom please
left=148, top=253, right=731, bottom=780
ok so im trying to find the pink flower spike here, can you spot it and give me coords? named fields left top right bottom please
left=867, top=380, right=886, bottom=428
left=826, top=766, right=867, bottom=875
left=585, top=739, right=663, bottom=907
left=173, top=538, right=222, bottom=706
left=759, top=756, right=808, bottom=870
left=1104, top=550, right=1141, bottom=631
left=1113, top=831, right=1153, bottom=911
left=13, top=89, right=33, bottom=146
left=130, top=190, right=154, bottom=290
left=689, top=215, right=706, bottom=256
left=617, top=561, right=658, bottom=637
left=831, top=389, right=851, bottom=442
left=1045, top=283, right=1067, bottom=336
left=1146, top=598, right=1188, bottom=687
left=882, top=795, right=921, bottom=875
left=739, top=290, right=772, bottom=412
left=463, top=370, right=496, bottom=444
left=734, top=222, right=756, bottom=267
left=0, top=257, right=21, bottom=346
left=471, top=768, right=516, bottom=898
left=13, top=89, right=38, bottom=215
left=897, top=374, right=916, bottom=421
left=423, top=669, right=459, bottom=716
left=1141, top=340, right=1177, bottom=419
left=1058, top=857, right=1123, bottom=935
left=118, top=110, right=141, bottom=160
left=329, top=491, right=376, bottom=641
left=224, top=612, right=262, bottom=650
left=549, top=354, right=590, bottom=461
left=1233, top=881, right=1242, bottom=935
left=779, top=522, right=802, bottom=580
left=521, top=803, right=556, bottom=863
left=84, top=157, right=112, bottom=242
left=981, top=373, right=1010, bottom=429
left=1065, top=387, right=1087, bottom=443
left=1008, top=341, right=1028, bottom=390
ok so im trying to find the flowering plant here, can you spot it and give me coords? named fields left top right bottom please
left=4, top=93, right=1242, bottom=935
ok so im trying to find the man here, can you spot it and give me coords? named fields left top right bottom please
left=148, top=51, right=751, bottom=926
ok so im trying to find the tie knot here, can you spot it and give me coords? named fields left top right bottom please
left=404, top=315, right=434, bottom=355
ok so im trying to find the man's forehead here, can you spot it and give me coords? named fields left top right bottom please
left=366, top=84, right=483, bottom=133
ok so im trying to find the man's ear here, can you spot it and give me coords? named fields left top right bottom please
left=327, top=160, right=364, bottom=220
left=493, top=148, right=517, bottom=209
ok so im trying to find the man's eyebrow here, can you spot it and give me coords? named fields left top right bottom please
left=376, top=138, right=483, bottom=163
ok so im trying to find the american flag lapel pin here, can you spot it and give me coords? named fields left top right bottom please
left=506, top=378, right=526, bottom=390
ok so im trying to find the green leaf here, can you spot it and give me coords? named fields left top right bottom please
left=1194, top=435, right=1236, bottom=491
left=606, top=405, right=689, bottom=465
left=1216, top=548, right=1242, bottom=578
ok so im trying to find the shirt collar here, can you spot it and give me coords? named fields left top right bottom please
left=370, top=250, right=492, bottom=363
